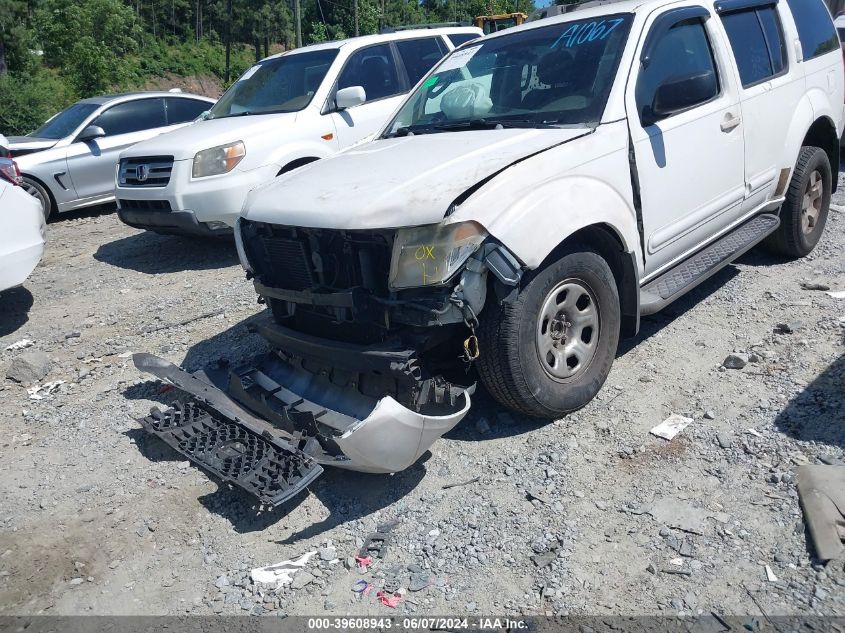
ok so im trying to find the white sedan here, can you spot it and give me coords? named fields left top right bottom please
left=0, top=177, right=45, bottom=292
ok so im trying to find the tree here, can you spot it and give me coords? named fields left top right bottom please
left=0, top=0, right=36, bottom=75
left=35, top=0, right=144, bottom=94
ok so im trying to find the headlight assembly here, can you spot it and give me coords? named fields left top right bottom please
left=389, top=221, right=487, bottom=290
left=192, top=141, right=245, bottom=178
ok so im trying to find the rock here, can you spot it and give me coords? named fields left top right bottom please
left=215, top=575, right=229, bottom=589
left=345, top=557, right=356, bottom=570
left=69, top=578, right=84, bottom=586
left=290, top=571, right=314, bottom=590
left=800, top=282, right=829, bottom=291
left=704, top=411, right=715, bottom=420
left=6, top=351, right=52, bottom=385
left=722, top=354, right=748, bottom=369
left=319, top=546, right=337, bottom=562
left=531, top=553, right=556, bottom=568
left=773, top=322, right=800, bottom=335
left=716, top=433, right=733, bottom=449
left=409, top=573, right=430, bottom=591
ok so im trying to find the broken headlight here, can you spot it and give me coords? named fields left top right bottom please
left=192, top=141, right=245, bottom=178
left=389, top=221, right=487, bottom=290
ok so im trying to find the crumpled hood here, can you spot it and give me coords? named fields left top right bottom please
left=119, top=113, right=298, bottom=161
left=242, top=127, right=590, bottom=229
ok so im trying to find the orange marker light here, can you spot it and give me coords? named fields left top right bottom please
left=321, top=133, right=334, bottom=141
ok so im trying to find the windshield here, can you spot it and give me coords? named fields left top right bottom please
left=208, top=49, right=339, bottom=119
left=385, top=14, right=633, bottom=136
left=31, top=102, right=100, bottom=139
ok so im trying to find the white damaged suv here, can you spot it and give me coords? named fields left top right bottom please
left=237, top=0, right=843, bottom=420
left=132, top=0, right=843, bottom=501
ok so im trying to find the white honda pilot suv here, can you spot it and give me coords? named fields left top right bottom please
left=114, top=26, right=480, bottom=237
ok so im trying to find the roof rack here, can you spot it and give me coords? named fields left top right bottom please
left=380, top=21, right=471, bottom=33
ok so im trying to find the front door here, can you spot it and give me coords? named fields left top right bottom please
left=627, top=7, right=746, bottom=277
left=65, top=98, right=169, bottom=202
left=330, top=43, right=406, bottom=148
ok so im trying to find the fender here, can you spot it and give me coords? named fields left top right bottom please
left=480, top=175, right=641, bottom=269
left=447, top=121, right=642, bottom=270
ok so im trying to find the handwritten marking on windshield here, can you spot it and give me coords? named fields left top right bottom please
left=551, top=18, right=625, bottom=50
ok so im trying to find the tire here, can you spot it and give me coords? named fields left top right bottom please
left=477, top=247, right=621, bottom=419
left=21, top=177, right=53, bottom=220
left=763, top=146, right=831, bottom=258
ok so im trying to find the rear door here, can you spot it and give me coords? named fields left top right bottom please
left=329, top=43, right=406, bottom=148
left=628, top=6, right=746, bottom=276
left=65, top=98, right=169, bottom=201
left=165, top=97, right=211, bottom=126
left=395, top=36, right=450, bottom=88
left=716, top=0, right=804, bottom=211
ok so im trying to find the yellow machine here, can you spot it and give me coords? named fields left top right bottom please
left=473, top=12, right=527, bottom=34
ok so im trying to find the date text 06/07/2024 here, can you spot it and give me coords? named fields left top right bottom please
left=306, top=617, right=530, bottom=630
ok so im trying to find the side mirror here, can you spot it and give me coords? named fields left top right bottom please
left=78, top=125, right=106, bottom=142
left=642, top=70, right=718, bottom=127
left=335, top=86, right=366, bottom=110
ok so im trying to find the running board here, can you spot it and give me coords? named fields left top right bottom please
left=135, top=354, right=323, bottom=507
left=640, top=213, right=779, bottom=316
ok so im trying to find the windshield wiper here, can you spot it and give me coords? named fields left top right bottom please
left=432, top=118, right=559, bottom=131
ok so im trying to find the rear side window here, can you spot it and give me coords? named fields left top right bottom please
left=166, top=98, right=209, bottom=124
left=338, top=44, right=402, bottom=102
left=635, top=20, right=720, bottom=121
left=395, top=37, right=448, bottom=86
left=448, top=33, right=479, bottom=47
left=91, top=99, right=167, bottom=136
left=720, top=7, right=787, bottom=87
left=786, top=0, right=839, bottom=60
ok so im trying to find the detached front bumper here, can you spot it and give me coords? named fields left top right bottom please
left=132, top=317, right=473, bottom=505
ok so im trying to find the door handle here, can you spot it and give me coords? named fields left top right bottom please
left=721, top=113, right=742, bottom=133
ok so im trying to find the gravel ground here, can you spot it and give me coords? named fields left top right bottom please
left=0, top=176, right=843, bottom=617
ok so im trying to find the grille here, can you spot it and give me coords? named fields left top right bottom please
left=259, top=236, right=315, bottom=291
left=118, top=198, right=172, bottom=211
left=118, top=156, right=174, bottom=187
left=240, top=220, right=393, bottom=294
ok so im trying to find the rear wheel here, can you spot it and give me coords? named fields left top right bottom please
left=763, top=146, right=831, bottom=258
left=477, top=247, right=620, bottom=419
left=21, top=177, right=53, bottom=220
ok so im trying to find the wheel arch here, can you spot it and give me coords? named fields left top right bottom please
left=277, top=156, right=321, bottom=176
left=536, top=223, right=640, bottom=339
left=20, top=172, right=56, bottom=217
left=802, top=116, right=839, bottom=190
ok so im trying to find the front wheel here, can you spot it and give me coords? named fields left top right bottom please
left=477, top=247, right=620, bottom=419
left=21, top=177, right=53, bottom=220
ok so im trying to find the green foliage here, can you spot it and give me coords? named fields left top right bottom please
left=0, top=70, right=76, bottom=135
left=0, top=0, right=539, bottom=135
left=34, top=0, right=144, bottom=94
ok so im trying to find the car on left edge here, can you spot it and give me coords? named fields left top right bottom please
left=6, top=92, right=215, bottom=219
left=0, top=175, right=45, bottom=293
